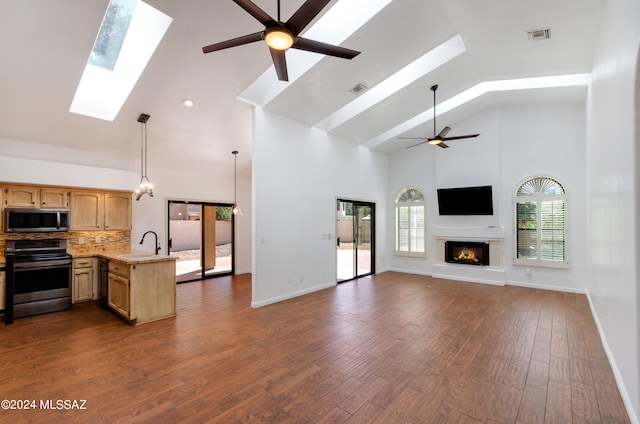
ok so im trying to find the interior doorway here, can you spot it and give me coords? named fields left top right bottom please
left=168, top=200, right=234, bottom=283
left=336, top=199, right=375, bottom=282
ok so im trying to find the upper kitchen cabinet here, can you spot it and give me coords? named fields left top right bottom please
left=40, top=188, right=69, bottom=208
left=70, top=191, right=104, bottom=230
left=104, top=192, right=131, bottom=230
left=4, top=186, right=39, bottom=207
left=4, top=186, right=69, bottom=208
left=70, top=190, right=132, bottom=231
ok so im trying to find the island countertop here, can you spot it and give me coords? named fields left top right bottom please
left=67, top=247, right=176, bottom=265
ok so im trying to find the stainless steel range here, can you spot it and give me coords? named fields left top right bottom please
left=5, top=239, right=72, bottom=324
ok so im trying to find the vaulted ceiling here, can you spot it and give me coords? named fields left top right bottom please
left=0, top=0, right=603, bottom=179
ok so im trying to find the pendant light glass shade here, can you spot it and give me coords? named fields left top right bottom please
left=232, top=150, right=242, bottom=215
left=135, top=113, right=154, bottom=201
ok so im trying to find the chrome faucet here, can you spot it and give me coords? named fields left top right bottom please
left=140, top=231, right=161, bottom=255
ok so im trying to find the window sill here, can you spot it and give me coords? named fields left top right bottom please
left=395, top=251, right=427, bottom=259
left=513, top=259, right=569, bottom=270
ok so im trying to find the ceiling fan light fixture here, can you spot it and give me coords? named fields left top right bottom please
left=428, top=139, right=441, bottom=145
left=265, top=28, right=294, bottom=50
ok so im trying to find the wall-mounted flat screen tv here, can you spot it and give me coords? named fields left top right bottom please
left=437, top=185, right=493, bottom=215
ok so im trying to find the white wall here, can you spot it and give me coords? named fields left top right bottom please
left=388, top=103, right=588, bottom=292
left=0, top=138, right=252, bottom=275
left=0, top=138, right=137, bottom=190
left=132, top=167, right=252, bottom=274
left=500, top=103, right=588, bottom=292
left=587, top=0, right=640, bottom=420
left=252, top=108, right=388, bottom=307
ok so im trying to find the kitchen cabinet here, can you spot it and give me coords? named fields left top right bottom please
left=3, top=186, right=69, bottom=208
left=40, top=188, right=69, bottom=208
left=107, top=259, right=176, bottom=324
left=72, top=257, right=98, bottom=303
left=70, top=190, right=131, bottom=231
left=0, top=269, right=5, bottom=310
left=104, top=192, right=131, bottom=230
left=108, top=261, right=130, bottom=317
left=70, top=191, right=104, bottom=230
left=4, top=186, right=39, bottom=207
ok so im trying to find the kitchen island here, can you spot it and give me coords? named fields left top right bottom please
left=69, top=248, right=177, bottom=325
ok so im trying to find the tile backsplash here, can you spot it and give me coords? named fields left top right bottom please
left=0, top=230, right=131, bottom=256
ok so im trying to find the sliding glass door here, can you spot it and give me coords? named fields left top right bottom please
left=168, top=200, right=234, bottom=283
left=336, top=199, right=375, bottom=282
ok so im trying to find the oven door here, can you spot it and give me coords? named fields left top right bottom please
left=13, top=259, right=72, bottom=304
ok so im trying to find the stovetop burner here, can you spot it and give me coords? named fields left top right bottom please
left=6, top=239, right=68, bottom=253
left=5, top=239, right=70, bottom=263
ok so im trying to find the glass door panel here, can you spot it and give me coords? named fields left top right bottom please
left=336, top=200, right=355, bottom=282
left=169, top=202, right=202, bottom=283
left=169, top=201, right=234, bottom=283
left=336, top=199, right=375, bottom=283
left=204, top=205, right=233, bottom=277
left=356, top=205, right=372, bottom=278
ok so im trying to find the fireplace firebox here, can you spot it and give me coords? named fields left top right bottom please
left=445, top=241, right=490, bottom=266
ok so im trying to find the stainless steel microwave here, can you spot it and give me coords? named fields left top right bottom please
left=4, top=208, right=70, bottom=232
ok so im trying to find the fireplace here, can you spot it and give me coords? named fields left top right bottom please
left=445, top=241, right=490, bottom=266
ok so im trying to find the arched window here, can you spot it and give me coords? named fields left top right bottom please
left=514, top=176, right=568, bottom=268
left=395, top=187, right=426, bottom=257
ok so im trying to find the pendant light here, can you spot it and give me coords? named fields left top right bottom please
left=135, top=113, right=154, bottom=201
left=232, top=150, right=242, bottom=215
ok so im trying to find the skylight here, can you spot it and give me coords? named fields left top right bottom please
left=314, top=35, right=466, bottom=132
left=70, top=0, right=172, bottom=121
left=362, top=73, right=591, bottom=149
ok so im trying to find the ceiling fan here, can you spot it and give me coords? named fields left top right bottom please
left=202, top=0, right=361, bottom=82
left=400, top=84, right=480, bottom=149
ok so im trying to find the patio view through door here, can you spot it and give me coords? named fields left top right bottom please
left=168, top=200, right=234, bottom=283
left=336, top=199, right=375, bottom=282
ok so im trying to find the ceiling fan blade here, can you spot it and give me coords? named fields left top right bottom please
left=269, top=47, right=289, bottom=81
left=398, top=137, right=430, bottom=140
left=233, top=0, right=277, bottom=26
left=202, top=31, right=263, bottom=53
left=436, top=126, right=451, bottom=139
left=404, top=140, right=430, bottom=149
left=441, top=134, right=480, bottom=141
left=286, top=0, right=331, bottom=35
left=292, top=37, right=360, bottom=59
left=438, top=142, right=450, bottom=149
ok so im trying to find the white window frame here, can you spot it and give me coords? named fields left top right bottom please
left=394, top=187, right=426, bottom=258
left=513, top=175, right=569, bottom=269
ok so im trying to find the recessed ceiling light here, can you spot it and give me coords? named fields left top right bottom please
left=182, top=98, right=194, bottom=107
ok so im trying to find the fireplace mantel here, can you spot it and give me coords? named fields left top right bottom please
left=432, top=226, right=504, bottom=240
left=433, top=226, right=505, bottom=286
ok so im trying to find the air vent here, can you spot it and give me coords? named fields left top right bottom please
left=527, top=29, right=551, bottom=41
left=350, top=82, right=369, bottom=95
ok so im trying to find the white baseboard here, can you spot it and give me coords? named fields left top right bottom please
left=386, top=267, right=432, bottom=276
left=251, top=280, right=336, bottom=308
left=586, top=293, right=639, bottom=424
left=431, top=273, right=505, bottom=286
left=506, top=280, right=587, bottom=294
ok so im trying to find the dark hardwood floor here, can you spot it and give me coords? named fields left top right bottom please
left=0, top=272, right=631, bottom=423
